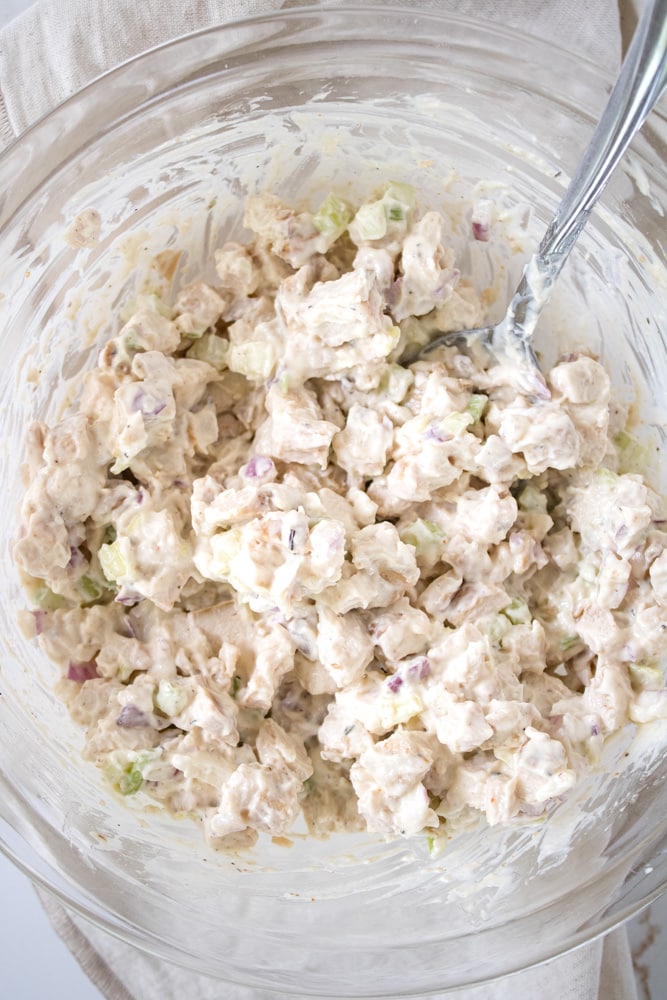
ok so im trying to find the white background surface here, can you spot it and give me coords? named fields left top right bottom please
left=0, top=0, right=105, bottom=992
left=0, top=0, right=666, bottom=997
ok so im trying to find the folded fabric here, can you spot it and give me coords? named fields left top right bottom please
left=1, top=0, right=639, bottom=997
left=0, top=0, right=621, bottom=147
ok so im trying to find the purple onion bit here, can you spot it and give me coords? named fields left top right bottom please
left=115, top=591, right=142, bottom=607
left=119, top=615, right=137, bottom=639
left=434, top=269, right=460, bottom=295
left=132, top=387, right=167, bottom=418
left=472, top=220, right=490, bottom=242
left=116, top=704, right=149, bottom=728
left=408, top=658, right=431, bottom=681
left=68, top=546, right=86, bottom=570
left=425, top=424, right=450, bottom=443
left=67, top=660, right=99, bottom=682
left=387, top=674, right=403, bottom=693
left=241, top=455, right=276, bottom=482
left=32, top=610, right=47, bottom=635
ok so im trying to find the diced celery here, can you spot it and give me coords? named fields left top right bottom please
left=137, top=292, right=173, bottom=319
left=379, top=689, right=424, bottom=728
left=121, top=292, right=172, bottom=323
left=486, top=613, right=512, bottom=647
left=187, top=332, right=229, bottom=371
left=466, top=393, right=487, bottom=422
left=426, top=826, right=447, bottom=857
left=351, top=182, right=416, bottom=242
left=380, top=363, right=414, bottom=403
left=98, top=540, right=128, bottom=583
left=517, top=483, right=548, bottom=513
left=313, top=193, right=352, bottom=240
left=441, top=411, right=473, bottom=436
left=595, top=466, right=618, bottom=486
left=399, top=518, right=444, bottom=564
left=614, top=430, right=648, bottom=474
left=381, top=325, right=402, bottom=353
left=79, top=575, right=105, bottom=603
left=353, top=201, right=388, bottom=241
left=117, top=663, right=134, bottom=683
left=385, top=181, right=416, bottom=209
left=31, top=584, right=66, bottom=611
left=123, top=329, right=142, bottom=351
left=628, top=663, right=663, bottom=691
left=493, top=746, right=517, bottom=768
left=559, top=635, right=580, bottom=653
left=106, top=748, right=163, bottom=797
left=119, top=764, right=144, bottom=796
left=210, top=528, right=242, bottom=577
left=228, top=341, right=276, bottom=381
left=155, top=679, right=190, bottom=717
left=503, top=599, right=531, bottom=625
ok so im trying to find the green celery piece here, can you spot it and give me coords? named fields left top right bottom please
left=79, top=575, right=105, bottom=603
left=503, top=599, right=531, bottom=625
left=32, top=584, right=66, bottom=611
left=466, top=394, right=487, bottom=422
left=98, top=540, right=128, bottom=583
left=119, top=763, right=144, bottom=796
left=187, top=333, right=229, bottom=371
left=312, top=193, right=352, bottom=239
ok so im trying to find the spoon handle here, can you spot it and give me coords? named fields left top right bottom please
left=506, top=0, right=667, bottom=338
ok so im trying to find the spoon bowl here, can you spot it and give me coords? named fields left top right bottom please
left=410, top=0, right=667, bottom=391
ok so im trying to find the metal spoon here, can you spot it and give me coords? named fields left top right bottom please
left=412, top=0, right=667, bottom=397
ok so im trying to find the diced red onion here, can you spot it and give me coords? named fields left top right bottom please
left=115, top=591, right=142, bottom=606
left=408, top=658, right=431, bottom=681
left=68, top=547, right=85, bottom=569
left=116, top=704, right=149, bottom=728
left=119, top=615, right=137, bottom=638
left=387, top=675, right=403, bottom=693
left=471, top=199, right=494, bottom=242
left=67, top=660, right=99, bottom=682
left=242, top=455, right=275, bottom=481
left=435, top=268, right=460, bottom=295
left=425, top=424, right=449, bottom=443
left=132, top=387, right=167, bottom=418
left=32, top=610, right=47, bottom=636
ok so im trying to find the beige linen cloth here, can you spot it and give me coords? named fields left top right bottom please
left=0, top=1, right=642, bottom=997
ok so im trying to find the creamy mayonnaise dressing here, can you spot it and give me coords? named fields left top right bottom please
left=13, top=184, right=667, bottom=850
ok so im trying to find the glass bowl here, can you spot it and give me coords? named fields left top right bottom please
left=1, top=6, right=666, bottom=996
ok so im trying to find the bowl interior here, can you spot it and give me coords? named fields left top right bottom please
left=1, top=8, right=667, bottom=995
